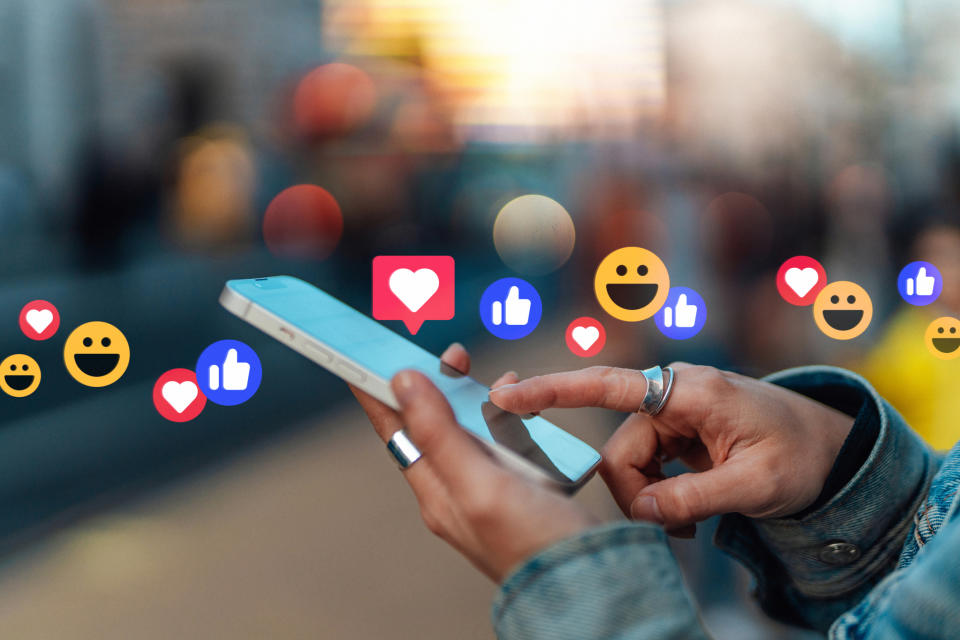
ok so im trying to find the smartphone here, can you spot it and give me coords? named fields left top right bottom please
left=219, top=275, right=600, bottom=493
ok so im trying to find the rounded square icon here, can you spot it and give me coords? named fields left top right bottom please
left=655, top=287, right=707, bottom=340
left=479, top=278, right=542, bottom=340
left=372, top=256, right=455, bottom=335
left=897, top=261, right=942, bottom=306
left=196, top=340, right=262, bottom=406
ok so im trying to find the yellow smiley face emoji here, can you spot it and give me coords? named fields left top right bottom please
left=925, top=316, right=960, bottom=360
left=594, top=247, right=670, bottom=322
left=813, top=281, right=873, bottom=340
left=0, top=354, right=41, bottom=397
left=63, top=321, right=130, bottom=387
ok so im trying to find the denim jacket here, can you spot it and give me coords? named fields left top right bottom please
left=492, top=366, right=959, bottom=639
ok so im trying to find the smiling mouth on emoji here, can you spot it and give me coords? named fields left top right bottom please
left=74, top=353, right=120, bottom=377
left=3, top=375, right=34, bottom=391
left=605, top=283, right=658, bottom=310
left=822, top=309, right=863, bottom=331
left=932, top=338, right=960, bottom=354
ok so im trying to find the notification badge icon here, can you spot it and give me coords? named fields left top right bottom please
left=153, top=368, right=207, bottom=422
left=373, top=256, right=455, bottom=335
left=19, top=300, right=60, bottom=341
left=776, top=256, right=827, bottom=306
left=565, top=317, right=606, bottom=357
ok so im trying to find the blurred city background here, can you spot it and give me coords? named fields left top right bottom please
left=1, top=0, right=959, bottom=637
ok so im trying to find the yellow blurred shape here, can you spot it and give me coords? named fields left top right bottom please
left=859, top=307, right=960, bottom=451
left=174, top=126, right=255, bottom=247
left=324, top=0, right=665, bottom=140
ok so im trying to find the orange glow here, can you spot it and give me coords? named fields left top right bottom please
left=293, top=63, right=377, bottom=138
left=323, top=0, right=664, bottom=140
left=262, top=185, right=343, bottom=260
left=174, top=129, right=255, bottom=247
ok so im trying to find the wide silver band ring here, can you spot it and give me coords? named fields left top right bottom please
left=638, top=366, right=676, bottom=416
left=387, top=429, right=422, bottom=469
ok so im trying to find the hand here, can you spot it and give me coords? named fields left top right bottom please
left=209, top=348, right=251, bottom=391
left=490, top=364, right=854, bottom=535
left=492, top=286, right=531, bottom=326
left=664, top=294, right=697, bottom=329
left=349, top=344, right=600, bottom=582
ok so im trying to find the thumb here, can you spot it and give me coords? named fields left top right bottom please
left=392, top=370, right=495, bottom=494
left=630, top=464, right=746, bottom=530
left=918, top=267, right=928, bottom=279
left=676, top=294, right=689, bottom=309
left=505, top=286, right=521, bottom=303
left=224, top=348, right=239, bottom=366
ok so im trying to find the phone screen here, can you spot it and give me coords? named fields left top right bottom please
left=226, top=276, right=600, bottom=484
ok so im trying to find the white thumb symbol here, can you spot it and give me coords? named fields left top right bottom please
left=914, top=267, right=935, bottom=296
left=220, top=348, right=251, bottom=391
left=673, top=294, right=697, bottom=328
left=503, top=286, right=532, bottom=326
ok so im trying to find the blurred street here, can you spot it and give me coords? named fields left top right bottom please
left=2, top=0, right=960, bottom=636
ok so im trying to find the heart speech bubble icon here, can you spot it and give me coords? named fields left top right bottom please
left=373, top=256, right=455, bottom=335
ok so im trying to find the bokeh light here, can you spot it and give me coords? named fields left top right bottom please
left=493, top=194, right=576, bottom=276
left=702, top=192, right=773, bottom=272
left=174, top=128, right=256, bottom=247
left=293, top=63, right=377, bottom=139
left=262, top=185, right=343, bottom=260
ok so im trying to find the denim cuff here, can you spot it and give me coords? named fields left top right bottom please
left=716, top=366, right=937, bottom=627
left=493, top=522, right=708, bottom=640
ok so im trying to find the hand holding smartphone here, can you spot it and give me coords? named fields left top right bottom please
left=220, top=276, right=600, bottom=493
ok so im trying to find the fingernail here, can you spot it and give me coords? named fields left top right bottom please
left=632, top=496, right=663, bottom=525
left=489, top=383, right=516, bottom=393
left=449, top=342, right=464, bottom=350
left=393, top=371, right=417, bottom=403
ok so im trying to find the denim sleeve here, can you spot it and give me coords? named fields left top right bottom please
left=715, top=365, right=939, bottom=633
left=492, top=522, right=709, bottom=640
left=830, top=517, right=960, bottom=638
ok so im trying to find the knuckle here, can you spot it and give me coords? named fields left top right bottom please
left=462, top=485, right=501, bottom=524
left=419, top=505, right=445, bottom=537
left=696, top=366, right=733, bottom=397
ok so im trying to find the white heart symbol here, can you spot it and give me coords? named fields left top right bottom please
left=25, top=309, right=53, bottom=334
left=388, top=268, right=440, bottom=313
left=162, top=381, right=199, bottom=413
left=785, top=267, right=819, bottom=297
left=571, top=326, right=600, bottom=351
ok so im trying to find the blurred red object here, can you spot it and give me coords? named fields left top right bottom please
left=293, top=63, right=377, bottom=138
left=263, top=185, right=343, bottom=260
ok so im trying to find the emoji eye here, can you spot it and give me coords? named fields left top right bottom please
left=616, top=265, right=627, bottom=276
left=952, top=327, right=957, bottom=334
left=21, top=364, right=28, bottom=371
left=637, top=265, right=648, bottom=276
left=83, top=337, right=93, bottom=347
left=830, top=295, right=839, bottom=304
left=9, top=364, right=14, bottom=371
left=939, top=327, right=945, bottom=334
left=847, top=295, right=856, bottom=304
left=102, top=337, right=111, bottom=347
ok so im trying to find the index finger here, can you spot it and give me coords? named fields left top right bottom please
left=489, top=366, right=649, bottom=413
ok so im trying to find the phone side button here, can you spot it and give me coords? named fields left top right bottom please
left=337, top=360, right=367, bottom=383
left=304, top=340, right=334, bottom=363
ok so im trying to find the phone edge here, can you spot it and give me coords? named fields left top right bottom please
left=219, top=279, right=599, bottom=494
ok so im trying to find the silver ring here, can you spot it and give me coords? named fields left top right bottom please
left=638, top=366, right=676, bottom=416
left=387, top=429, right=422, bottom=469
